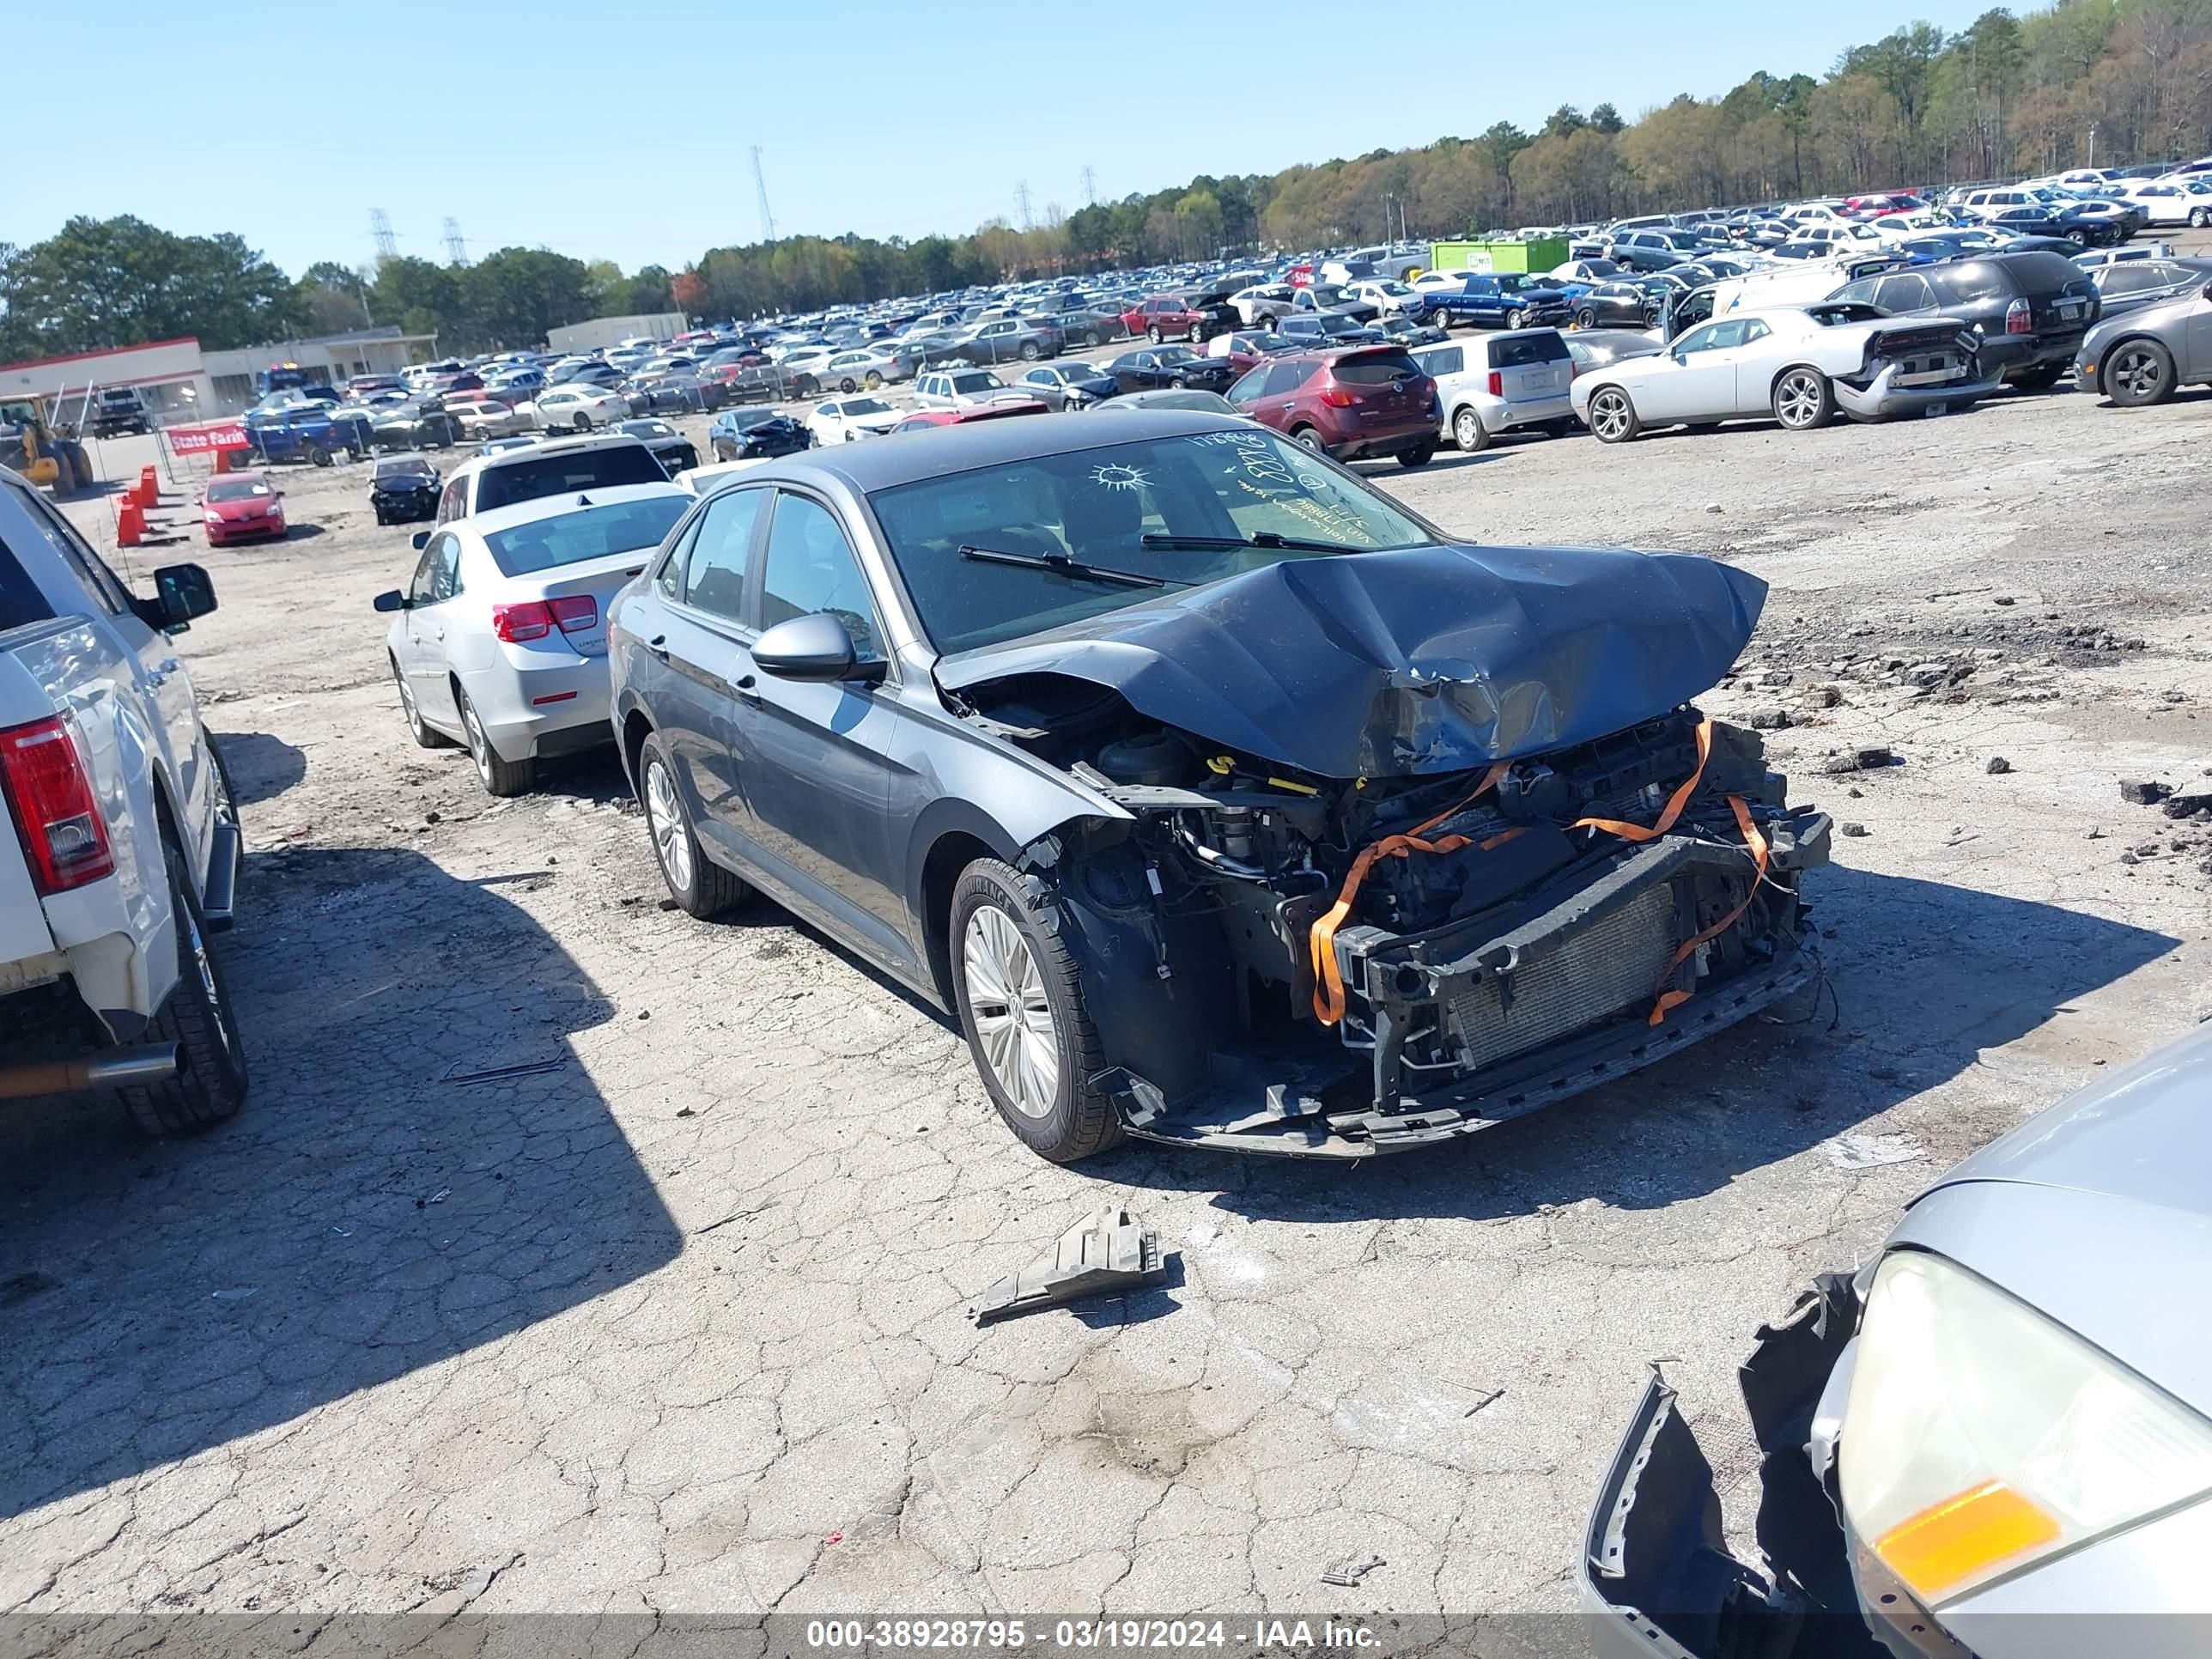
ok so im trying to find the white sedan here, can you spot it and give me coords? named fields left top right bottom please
left=1570, top=305, right=2001, bottom=442
left=374, top=482, right=693, bottom=795
left=805, top=395, right=904, bottom=445
left=1342, top=279, right=1421, bottom=315
left=451, top=399, right=535, bottom=438
left=1230, top=284, right=1297, bottom=326
left=524, top=385, right=632, bottom=431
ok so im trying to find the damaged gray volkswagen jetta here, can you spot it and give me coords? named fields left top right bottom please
left=605, top=409, right=1831, bottom=1161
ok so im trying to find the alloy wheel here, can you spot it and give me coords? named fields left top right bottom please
left=2111, top=344, right=2168, bottom=402
left=1776, top=371, right=1825, bottom=429
left=462, top=701, right=494, bottom=787
left=645, top=758, right=693, bottom=891
left=963, top=905, right=1058, bottom=1120
left=1589, top=390, right=1632, bottom=441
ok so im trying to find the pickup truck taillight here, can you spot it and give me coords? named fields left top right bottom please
left=493, top=596, right=596, bottom=642
left=0, top=714, right=115, bottom=895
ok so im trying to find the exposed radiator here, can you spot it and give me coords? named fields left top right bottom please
left=1447, top=881, right=1680, bottom=1072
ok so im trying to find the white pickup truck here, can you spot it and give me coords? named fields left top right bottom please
left=0, top=461, right=246, bottom=1132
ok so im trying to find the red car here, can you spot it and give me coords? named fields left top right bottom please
left=1119, top=290, right=1240, bottom=345
left=200, top=470, right=288, bottom=545
left=1225, top=346, right=1440, bottom=466
left=887, top=399, right=1050, bottom=434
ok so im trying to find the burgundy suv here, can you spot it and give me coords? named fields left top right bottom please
left=1226, top=346, right=1440, bottom=466
left=1121, top=289, right=1240, bottom=345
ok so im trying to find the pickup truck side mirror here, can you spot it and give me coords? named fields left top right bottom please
left=150, top=563, right=217, bottom=630
left=373, top=590, right=409, bottom=613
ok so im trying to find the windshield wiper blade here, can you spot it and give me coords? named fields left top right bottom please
left=957, top=544, right=1172, bottom=588
left=1140, top=531, right=1366, bottom=555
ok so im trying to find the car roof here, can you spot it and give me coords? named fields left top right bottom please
left=744, top=407, right=1251, bottom=493
left=446, top=431, right=650, bottom=483
left=459, top=480, right=689, bottom=541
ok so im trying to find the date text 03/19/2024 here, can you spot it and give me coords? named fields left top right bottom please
left=801, top=1620, right=1382, bottom=1651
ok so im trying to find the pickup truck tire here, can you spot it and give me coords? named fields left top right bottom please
left=392, top=654, right=454, bottom=748
left=125, top=839, right=247, bottom=1135
left=1507, top=308, right=1529, bottom=330
left=306, top=443, right=332, bottom=467
left=458, top=687, right=535, bottom=796
left=640, top=732, right=749, bottom=919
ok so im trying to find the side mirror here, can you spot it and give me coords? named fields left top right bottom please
left=751, top=612, right=884, bottom=685
left=374, top=590, right=409, bottom=613
left=411, top=530, right=431, bottom=550
left=151, top=563, right=217, bottom=629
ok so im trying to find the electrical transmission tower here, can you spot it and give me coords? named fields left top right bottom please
left=441, top=218, right=469, bottom=265
left=750, top=147, right=777, bottom=243
left=369, top=208, right=398, bottom=263
left=1015, top=179, right=1033, bottom=232
left=1080, top=165, right=1097, bottom=208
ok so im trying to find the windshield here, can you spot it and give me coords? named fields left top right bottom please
left=839, top=398, right=894, bottom=416
left=483, top=497, right=691, bottom=577
left=618, top=421, right=677, bottom=437
left=868, top=429, right=1434, bottom=653
left=204, top=477, right=271, bottom=501
left=374, top=460, right=434, bottom=480
left=950, top=371, right=1004, bottom=393
left=472, top=445, right=669, bottom=514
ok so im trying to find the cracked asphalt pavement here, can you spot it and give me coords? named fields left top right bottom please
left=6, top=317, right=2212, bottom=1626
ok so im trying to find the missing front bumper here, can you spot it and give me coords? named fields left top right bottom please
left=1110, top=819, right=1828, bottom=1158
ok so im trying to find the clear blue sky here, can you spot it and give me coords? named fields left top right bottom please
left=6, top=0, right=1998, bottom=277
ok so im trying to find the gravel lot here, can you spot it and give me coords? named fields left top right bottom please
left=7, top=253, right=2212, bottom=1629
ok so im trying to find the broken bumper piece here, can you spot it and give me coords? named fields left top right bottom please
left=971, top=1206, right=1167, bottom=1324
left=1578, top=1275, right=1892, bottom=1659
left=1112, top=819, right=1828, bottom=1159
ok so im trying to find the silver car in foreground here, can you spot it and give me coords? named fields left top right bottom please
left=1571, top=304, right=2002, bottom=441
left=2075, top=268, right=2212, bottom=406
left=1583, top=1021, right=2212, bottom=1658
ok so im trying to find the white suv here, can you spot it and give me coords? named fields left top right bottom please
left=433, top=433, right=669, bottom=525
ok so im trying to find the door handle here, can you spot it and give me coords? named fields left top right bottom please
left=647, top=634, right=670, bottom=661
left=734, top=673, right=760, bottom=704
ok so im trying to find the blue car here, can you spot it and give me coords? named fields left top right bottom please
left=242, top=404, right=370, bottom=466
left=1419, top=273, right=1575, bottom=331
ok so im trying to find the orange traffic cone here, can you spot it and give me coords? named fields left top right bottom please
left=137, top=465, right=159, bottom=500
left=117, top=499, right=144, bottom=547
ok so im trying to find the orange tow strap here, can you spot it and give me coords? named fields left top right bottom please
left=1647, top=794, right=1769, bottom=1025
left=1309, top=762, right=1509, bottom=1024
left=1305, top=718, right=1733, bottom=1029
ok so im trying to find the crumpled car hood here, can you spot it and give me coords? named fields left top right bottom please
left=934, top=543, right=1765, bottom=778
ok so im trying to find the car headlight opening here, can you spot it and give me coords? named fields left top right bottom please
left=1841, top=1249, right=2212, bottom=1606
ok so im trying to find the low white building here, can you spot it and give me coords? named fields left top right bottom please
left=545, top=312, right=687, bottom=354
left=0, top=326, right=441, bottom=424
left=201, top=327, right=438, bottom=414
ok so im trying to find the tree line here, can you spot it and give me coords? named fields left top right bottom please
left=4, top=1, right=2206, bottom=361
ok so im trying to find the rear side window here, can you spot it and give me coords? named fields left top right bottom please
left=681, top=487, right=766, bottom=623
left=1492, top=333, right=1570, bottom=368
left=1332, top=351, right=1422, bottom=386
left=0, top=532, right=57, bottom=633
left=473, top=444, right=668, bottom=514
left=1930, top=262, right=2018, bottom=305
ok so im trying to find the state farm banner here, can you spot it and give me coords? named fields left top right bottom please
left=166, top=421, right=250, bottom=454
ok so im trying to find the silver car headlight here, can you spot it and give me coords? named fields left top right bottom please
left=1840, top=1249, right=2212, bottom=1607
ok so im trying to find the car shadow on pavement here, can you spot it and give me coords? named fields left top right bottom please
left=214, top=730, right=307, bottom=805
left=1102, top=866, right=2177, bottom=1224
left=0, top=844, right=679, bottom=1522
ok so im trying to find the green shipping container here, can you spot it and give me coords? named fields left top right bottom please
left=1427, top=238, right=1571, bottom=276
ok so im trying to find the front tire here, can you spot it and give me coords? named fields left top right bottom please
left=2191, top=208, right=2209, bottom=230
left=638, top=732, right=748, bottom=919
left=1772, top=367, right=1835, bottom=430
left=123, top=836, right=247, bottom=1135
left=1186, top=324, right=1203, bottom=345
left=392, top=654, right=451, bottom=748
left=1507, top=308, right=1528, bottom=330
left=1019, top=341, right=1042, bottom=361
left=457, top=687, right=535, bottom=797
left=1586, top=386, right=1640, bottom=444
left=2106, top=338, right=2177, bottom=407
left=306, top=442, right=332, bottom=467
left=949, top=858, right=1120, bottom=1164
left=1576, top=307, right=1597, bottom=329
